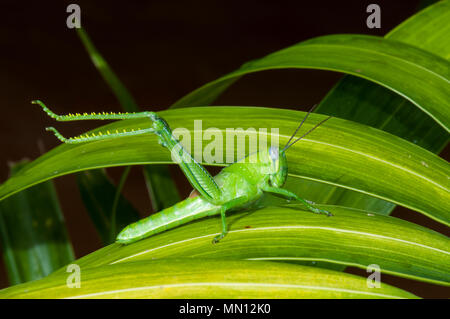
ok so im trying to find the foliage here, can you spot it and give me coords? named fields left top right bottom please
left=0, top=1, right=448, bottom=298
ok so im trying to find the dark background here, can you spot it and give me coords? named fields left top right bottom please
left=0, top=0, right=448, bottom=297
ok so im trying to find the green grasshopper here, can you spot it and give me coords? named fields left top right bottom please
left=34, top=100, right=332, bottom=244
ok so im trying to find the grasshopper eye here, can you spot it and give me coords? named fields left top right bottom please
left=269, top=146, right=279, bottom=161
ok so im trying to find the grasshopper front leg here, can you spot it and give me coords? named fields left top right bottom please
left=263, top=186, right=332, bottom=216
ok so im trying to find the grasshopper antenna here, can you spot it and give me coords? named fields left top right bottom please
left=284, top=103, right=327, bottom=152
left=283, top=114, right=332, bottom=151
left=283, top=104, right=318, bottom=151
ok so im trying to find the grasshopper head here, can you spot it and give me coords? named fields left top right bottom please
left=268, top=146, right=288, bottom=188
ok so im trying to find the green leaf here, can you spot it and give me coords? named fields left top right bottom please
left=52, top=205, right=450, bottom=286
left=0, top=259, right=418, bottom=299
left=172, top=34, right=450, bottom=132
left=0, top=107, right=448, bottom=225
left=0, top=160, right=74, bottom=285
left=304, top=0, right=450, bottom=216
left=389, top=0, right=450, bottom=58
left=76, top=169, right=140, bottom=245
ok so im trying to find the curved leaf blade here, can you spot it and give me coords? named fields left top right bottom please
left=169, top=2, right=450, bottom=217
left=305, top=1, right=450, bottom=216
left=389, top=0, right=450, bottom=58
left=0, top=259, right=418, bottom=299
left=59, top=205, right=450, bottom=286
left=172, top=35, right=450, bottom=131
